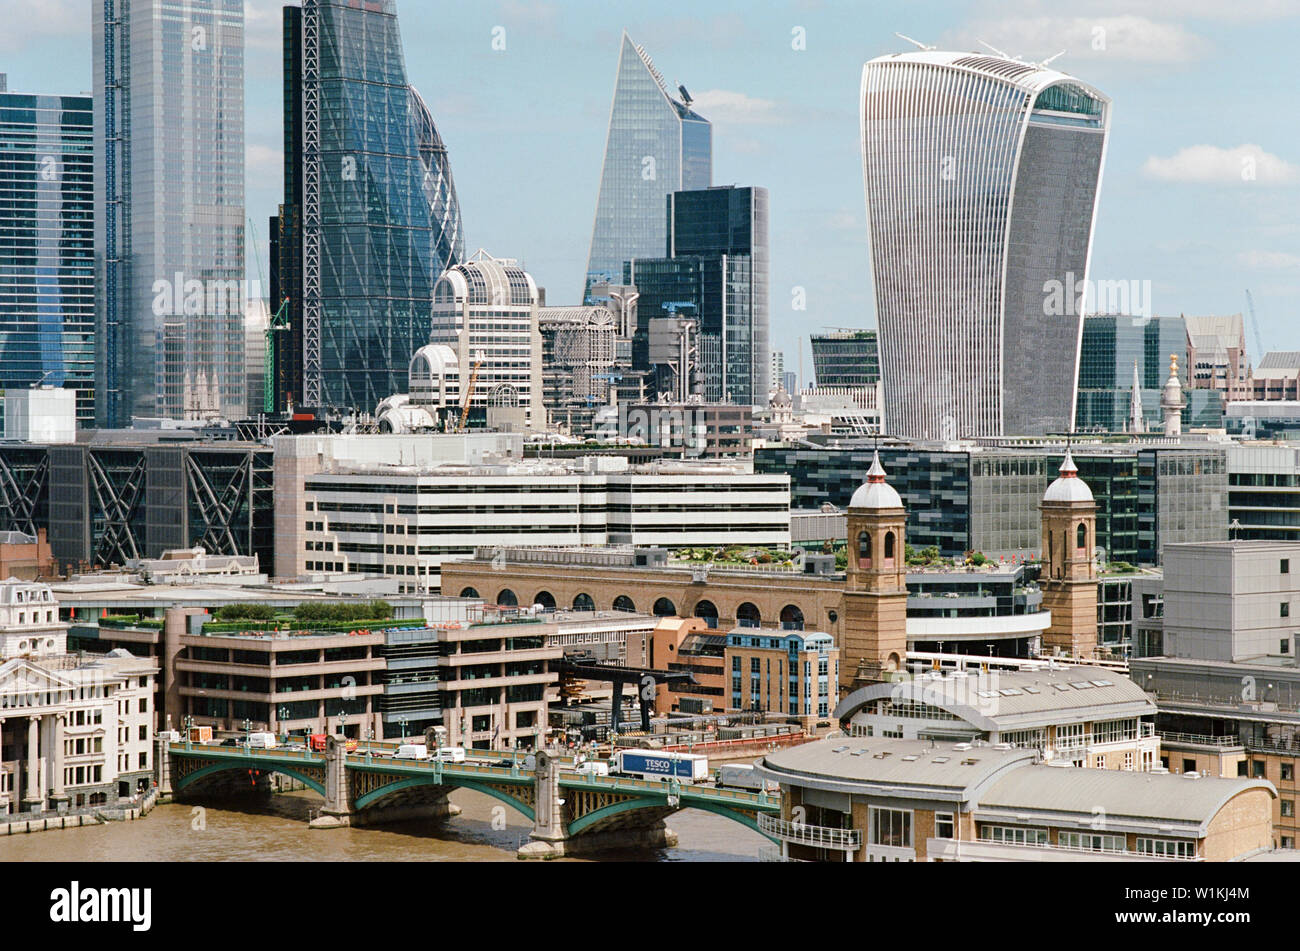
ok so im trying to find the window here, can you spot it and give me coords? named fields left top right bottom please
left=1183, top=759, right=1197, bottom=774
left=934, top=812, right=955, bottom=839
left=1059, top=831, right=1125, bottom=853
left=1055, top=723, right=1087, bottom=750
left=1283, top=559, right=1290, bottom=575
left=869, top=807, right=912, bottom=848
left=1282, top=763, right=1294, bottom=782
left=1253, top=761, right=1267, bottom=779
left=1093, top=718, right=1137, bottom=745
left=979, top=825, right=1047, bottom=846
left=1094, top=755, right=1105, bottom=768
left=1282, top=799, right=1295, bottom=818
left=1137, top=838, right=1195, bottom=859
left=1283, top=602, right=1290, bottom=619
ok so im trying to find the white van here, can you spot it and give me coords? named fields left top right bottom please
left=157, top=730, right=182, bottom=743
left=246, top=732, right=277, bottom=749
left=394, top=744, right=429, bottom=760
left=572, top=760, right=609, bottom=777
left=434, top=746, right=466, bottom=763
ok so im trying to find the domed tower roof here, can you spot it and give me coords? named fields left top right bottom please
left=1043, top=449, right=1094, bottom=504
left=849, top=451, right=904, bottom=510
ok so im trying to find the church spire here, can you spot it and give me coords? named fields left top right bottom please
left=1128, top=360, right=1145, bottom=434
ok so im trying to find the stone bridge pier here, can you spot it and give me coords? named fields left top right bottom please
left=516, top=751, right=676, bottom=860
left=310, top=734, right=460, bottom=829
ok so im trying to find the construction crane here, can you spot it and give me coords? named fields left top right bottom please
left=457, top=350, right=485, bottom=433
left=263, top=297, right=291, bottom=414
left=1245, top=289, right=1266, bottom=365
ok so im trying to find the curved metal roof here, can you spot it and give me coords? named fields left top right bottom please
left=866, top=49, right=1111, bottom=105
left=436, top=250, right=538, bottom=307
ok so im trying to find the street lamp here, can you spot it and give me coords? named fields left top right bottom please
left=242, top=718, right=251, bottom=751
left=398, top=716, right=408, bottom=740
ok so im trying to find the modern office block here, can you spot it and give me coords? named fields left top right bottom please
left=810, top=331, right=880, bottom=389
left=283, top=0, right=464, bottom=413
left=861, top=50, right=1110, bottom=438
left=0, top=84, right=95, bottom=423
left=93, top=0, right=246, bottom=425
left=583, top=33, right=711, bottom=302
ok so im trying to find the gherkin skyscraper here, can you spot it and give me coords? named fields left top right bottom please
left=275, top=0, right=464, bottom=413
left=583, top=32, right=711, bottom=303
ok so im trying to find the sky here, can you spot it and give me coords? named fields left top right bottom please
left=3, top=0, right=1299, bottom=380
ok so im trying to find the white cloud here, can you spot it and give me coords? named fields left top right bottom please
left=1143, top=145, right=1300, bottom=185
left=949, top=15, right=1209, bottom=64
left=0, top=0, right=82, bottom=52
left=688, top=89, right=782, bottom=126
left=1238, top=250, right=1300, bottom=270
left=243, top=0, right=284, bottom=52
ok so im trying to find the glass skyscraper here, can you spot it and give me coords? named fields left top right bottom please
left=810, top=330, right=880, bottom=388
left=0, top=80, right=95, bottom=423
left=289, top=0, right=464, bottom=412
left=861, top=51, right=1111, bottom=439
left=93, top=0, right=246, bottom=426
left=584, top=32, right=711, bottom=303
left=627, top=186, right=769, bottom=406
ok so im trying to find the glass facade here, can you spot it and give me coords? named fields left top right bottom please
left=810, top=331, right=879, bottom=388
left=756, top=443, right=1228, bottom=566
left=299, top=0, right=464, bottom=412
left=861, top=53, right=1109, bottom=438
left=1075, top=315, right=1214, bottom=432
left=583, top=33, right=711, bottom=302
left=0, top=87, right=95, bottom=422
left=93, top=0, right=246, bottom=426
left=626, top=186, right=768, bottom=406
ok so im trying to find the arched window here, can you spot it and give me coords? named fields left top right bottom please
left=652, top=598, right=677, bottom=618
left=1076, top=523, right=1087, bottom=552
left=459, top=587, right=479, bottom=599
left=858, top=531, right=872, bottom=569
left=613, top=595, right=636, bottom=613
left=780, top=605, right=805, bottom=631
left=884, top=531, right=896, bottom=561
left=693, top=601, right=719, bottom=629
left=496, top=589, right=518, bottom=607
left=573, top=593, right=595, bottom=611
left=737, top=603, right=761, bottom=628
left=534, top=591, right=557, bottom=610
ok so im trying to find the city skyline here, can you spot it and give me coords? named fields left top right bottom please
left=6, top=0, right=1297, bottom=385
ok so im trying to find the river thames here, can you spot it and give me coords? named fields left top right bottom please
left=0, top=789, right=766, bottom=862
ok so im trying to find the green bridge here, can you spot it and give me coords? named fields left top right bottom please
left=156, top=739, right=778, bottom=859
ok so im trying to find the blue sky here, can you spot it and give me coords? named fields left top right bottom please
left=4, top=0, right=1299, bottom=377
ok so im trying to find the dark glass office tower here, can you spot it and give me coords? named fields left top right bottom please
left=584, top=33, right=711, bottom=303
left=287, top=0, right=464, bottom=412
left=0, top=82, right=95, bottom=422
left=810, top=331, right=880, bottom=388
left=627, top=185, right=769, bottom=406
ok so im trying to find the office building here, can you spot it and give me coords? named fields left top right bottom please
left=0, top=580, right=157, bottom=816
left=836, top=664, right=1158, bottom=769
left=0, top=83, right=94, bottom=423
left=429, top=252, right=543, bottom=429
left=275, top=0, right=465, bottom=413
left=1130, top=540, right=1300, bottom=847
left=273, top=434, right=790, bottom=590
left=583, top=33, right=711, bottom=301
left=861, top=50, right=1110, bottom=438
left=755, top=440, right=1228, bottom=566
left=627, top=186, right=770, bottom=406
left=0, top=432, right=274, bottom=574
left=93, top=0, right=246, bottom=425
left=1075, top=315, right=1226, bottom=433
left=755, top=736, right=1276, bottom=862
left=810, top=330, right=880, bottom=388
left=539, top=305, right=618, bottom=432
left=1185, top=314, right=1252, bottom=401
left=1251, top=351, right=1300, bottom=401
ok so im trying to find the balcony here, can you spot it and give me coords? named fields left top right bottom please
left=758, top=813, right=861, bottom=851
left=1159, top=732, right=1243, bottom=750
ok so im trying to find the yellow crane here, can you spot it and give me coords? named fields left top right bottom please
left=457, top=350, right=485, bottom=433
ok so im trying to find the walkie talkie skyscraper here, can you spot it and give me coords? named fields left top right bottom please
left=861, top=48, right=1111, bottom=438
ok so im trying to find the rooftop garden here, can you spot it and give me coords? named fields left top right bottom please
left=199, top=600, right=424, bottom=635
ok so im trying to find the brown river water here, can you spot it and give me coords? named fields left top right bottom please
left=0, top=788, right=766, bottom=863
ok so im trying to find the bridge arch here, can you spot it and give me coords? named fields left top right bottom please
left=173, top=761, right=326, bottom=798
left=352, top=774, right=535, bottom=822
left=566, top=796, right=770, bottom=839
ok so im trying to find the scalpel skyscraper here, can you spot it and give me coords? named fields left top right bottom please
left=861, top=49, right=1111, bottom=438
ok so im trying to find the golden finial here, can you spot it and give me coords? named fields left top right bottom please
left=1170, top=353, right=1179, bottom=375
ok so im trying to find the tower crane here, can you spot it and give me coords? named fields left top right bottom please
left=457, top=350, right=486, bottom=433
